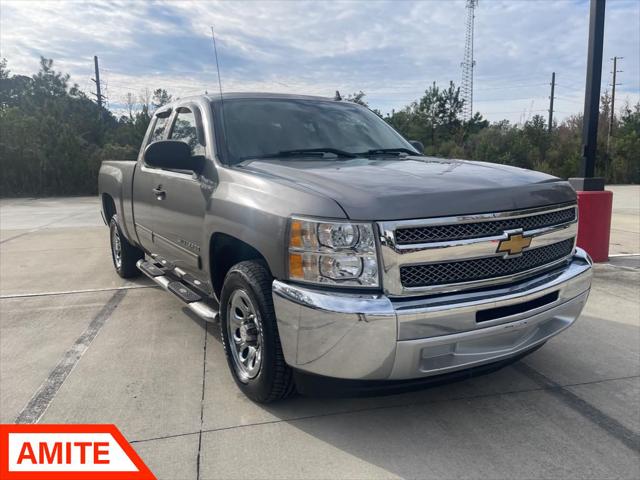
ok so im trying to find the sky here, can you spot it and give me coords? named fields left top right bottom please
left=1, top=0, right=638, bottom=124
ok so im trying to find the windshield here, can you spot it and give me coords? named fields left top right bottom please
left=216, top=98, right=416, bottom=163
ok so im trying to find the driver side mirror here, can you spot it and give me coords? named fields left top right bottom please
left=409, top=140, right=424, bottom=154
left=144, top=140, right=204, bottom=173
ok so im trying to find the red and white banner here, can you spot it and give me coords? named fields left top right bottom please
left=0, top=424, right=155, bottom=479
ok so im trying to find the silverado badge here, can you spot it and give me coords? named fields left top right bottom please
left=497, top=231, right=532, bottom=257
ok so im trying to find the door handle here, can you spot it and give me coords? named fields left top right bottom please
left=152, top=186, right=166, bottom=200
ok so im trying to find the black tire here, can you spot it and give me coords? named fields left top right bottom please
left=109, top=214, right=143, bottom=278
left=220, top=260, right=295, bottom=403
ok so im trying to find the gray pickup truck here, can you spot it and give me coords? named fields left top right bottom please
left=99, top=93, right=593, bottom=402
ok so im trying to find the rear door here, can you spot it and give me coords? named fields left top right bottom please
left=150, top=104, right=209, bottom=273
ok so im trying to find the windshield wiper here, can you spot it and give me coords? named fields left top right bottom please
left=246, top=148, right=357, bottom=160
left=359, top=148, right=417, bottom=157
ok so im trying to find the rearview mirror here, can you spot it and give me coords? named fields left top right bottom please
left=409, top=140, right=424, bottom=154
left=143, top=140, right=204, bottom=173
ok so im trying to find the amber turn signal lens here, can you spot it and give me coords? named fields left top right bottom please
left=289, top=252, right=303, bottom=278
left=290, top=220, right=303, bottom=248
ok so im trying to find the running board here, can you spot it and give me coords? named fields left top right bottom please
left=137, top=259, right=219, bottom=323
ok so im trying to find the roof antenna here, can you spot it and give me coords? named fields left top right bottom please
left=334, top=90, right=342, bottom=101
left=210, top=27, right=229, bottom=161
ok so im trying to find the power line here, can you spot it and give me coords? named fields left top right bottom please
left=475, top=73, right=550, bottom=84
left=476, top=95, right=550, bottom=101
left=554, top=83, right=585, bottom=90
left=554, top=95, right=583, bottom=101
left=482, top=109, right=547, bottom=114
left=88, top=67, right=583, bottom=120
left=101, top=79, right=198, bottom=91
left=475, top=83, right=548, bottom=91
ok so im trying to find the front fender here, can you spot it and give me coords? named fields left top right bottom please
left=202, top=166, right=346, bottom=280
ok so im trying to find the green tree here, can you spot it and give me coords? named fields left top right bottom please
left=345, top=91, right=368, bottom=106
left=152, top=88, right=172, bottom=110
left=610, top=102, right=640, bottom=183
left=0, top=58, right=170, bottom=196
left=1, top=62, right=638, bottom=198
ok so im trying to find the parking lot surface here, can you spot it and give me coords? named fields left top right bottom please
left=1, top=186, right=639, bottom=479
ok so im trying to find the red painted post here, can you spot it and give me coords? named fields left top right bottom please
left=575, top=190, right=613, bottom=262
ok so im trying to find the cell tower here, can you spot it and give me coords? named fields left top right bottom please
left=461, top=0, right=478, bottom=120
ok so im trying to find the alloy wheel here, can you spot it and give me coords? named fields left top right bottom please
left=111, top=225, right=122, bottom=269
left=226, top=289, right=263, bottom=382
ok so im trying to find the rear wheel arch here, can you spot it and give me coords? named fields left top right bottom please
left=102, top=193, right=117, bottom=224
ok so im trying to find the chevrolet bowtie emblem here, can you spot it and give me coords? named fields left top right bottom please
left=497, top=232, right=532, bottom=257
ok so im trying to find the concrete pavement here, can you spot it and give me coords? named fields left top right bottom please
left=609, top=185, right=640, bottom=256
left=1, top=187, right=638, bottom=479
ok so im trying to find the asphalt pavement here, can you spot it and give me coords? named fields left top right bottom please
left=1, top=186, right=638, bottom=479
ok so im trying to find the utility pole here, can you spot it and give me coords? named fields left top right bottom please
left=548, top=72, right=556, bottom=132
left=91, top=55, right=104, bottom=109
left=607, top=56, right=622, bottom=154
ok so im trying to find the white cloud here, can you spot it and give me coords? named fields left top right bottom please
left=1, top=0, right=638, bottom=123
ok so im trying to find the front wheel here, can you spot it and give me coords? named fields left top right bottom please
left=220, top=260, right=295, bottom=403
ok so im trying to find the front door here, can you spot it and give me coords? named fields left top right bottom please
left=150, top=105, right=209, bottom=274
left=132, top=110, right=172, bottom=252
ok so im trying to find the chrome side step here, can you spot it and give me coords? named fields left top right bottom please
left=137, top=259, right=219, bottom=322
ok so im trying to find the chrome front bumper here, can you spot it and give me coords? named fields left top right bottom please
left=272, top=248, right=593, bottom=381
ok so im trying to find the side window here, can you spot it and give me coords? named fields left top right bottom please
left=149, top=115, right=169, bottom=144
left=169, top=108, right=205, bottom=156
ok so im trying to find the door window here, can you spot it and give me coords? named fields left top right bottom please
left=149, top=115, right=170, bottom=143
left=170, top=108, right=205, bottom=156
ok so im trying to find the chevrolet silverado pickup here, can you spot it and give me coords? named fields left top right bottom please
left=98, top=93, right=593, bottom=403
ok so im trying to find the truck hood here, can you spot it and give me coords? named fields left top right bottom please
left=239, top=156, right=576, bottom=220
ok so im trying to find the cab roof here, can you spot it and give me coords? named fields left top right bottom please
left=204, top=92, right=335, bottom=103
left=154, top=92, right=347, bottom=116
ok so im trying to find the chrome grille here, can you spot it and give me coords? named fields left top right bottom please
left=395, top=207, right=576, bottom=245
left=379, top=204, right=578, bottom=296
left=400, top=238, right=575, bottom=288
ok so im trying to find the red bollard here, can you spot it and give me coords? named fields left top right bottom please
left=575, top=190, right=613, bottom=262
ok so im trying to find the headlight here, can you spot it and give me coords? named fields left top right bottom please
left=288, top=217, right=379, bottom=287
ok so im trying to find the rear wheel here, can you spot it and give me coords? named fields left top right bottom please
left=109, top=215, right=143, bottom=278
left=220, top=260, right=295, bottom=403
